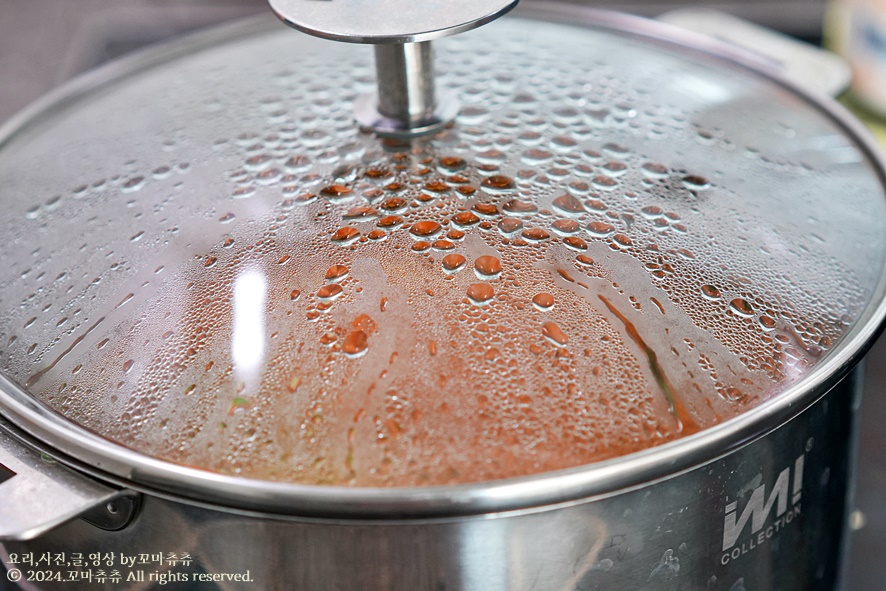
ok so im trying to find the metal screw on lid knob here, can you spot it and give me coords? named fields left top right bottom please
left=268, top=0, right=520, bottom=136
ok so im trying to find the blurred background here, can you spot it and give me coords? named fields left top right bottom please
left=0, top=0, right=883, bottom=589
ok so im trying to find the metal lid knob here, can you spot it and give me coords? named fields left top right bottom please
left=269, top=0, right=519, bottom=136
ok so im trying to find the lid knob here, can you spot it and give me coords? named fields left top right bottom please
left=268, top=0, right=519, bottom=136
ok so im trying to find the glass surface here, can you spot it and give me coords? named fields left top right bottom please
left=0, top=17, right=883, bottom=486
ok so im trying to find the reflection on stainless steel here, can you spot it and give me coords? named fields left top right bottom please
left=0, top=429, right=122, bottom=542
left=0, top=372, right=861, bottom=590
left=270, top=0, right=517, bottom=134
left=372, top=42, right=441, bottom=127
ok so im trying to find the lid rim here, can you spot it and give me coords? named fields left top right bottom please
left=1, top=5, right=885, bottom=517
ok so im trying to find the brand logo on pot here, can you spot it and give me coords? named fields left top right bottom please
left=719, top=453, right=805, bottom=565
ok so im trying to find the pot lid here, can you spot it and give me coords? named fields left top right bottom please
left=0, top=5, right=885, bottom=499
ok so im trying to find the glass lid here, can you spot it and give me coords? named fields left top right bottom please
left=0, top=10, right=884, bottom=489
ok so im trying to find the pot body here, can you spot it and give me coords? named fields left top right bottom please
left=1, top=368, right=860, bottom=591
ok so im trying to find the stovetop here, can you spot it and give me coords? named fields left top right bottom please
left=0, top=1, right=882, bottom=589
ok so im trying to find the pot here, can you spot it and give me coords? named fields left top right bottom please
left=0, top=3, right=885, bottom=590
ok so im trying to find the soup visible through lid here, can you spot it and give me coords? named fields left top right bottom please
left=0, top=17, right=884, bottom=486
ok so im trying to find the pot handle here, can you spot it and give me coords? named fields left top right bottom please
left=658, top=8, right=851, bottom=98
left=0, top=427, right=136, bottom=541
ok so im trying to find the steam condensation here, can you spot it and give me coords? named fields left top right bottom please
left=0, top=19, right=882, bottom=486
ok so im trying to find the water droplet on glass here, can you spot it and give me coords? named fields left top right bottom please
left=563, top=236, right=588, bottom=251
left=377, top=215, right=403, bottom=228
left=384, top=181, right=407, bottom=194
left=521, top=228, right=550, bottom=242
left=701, top=285, right=721, bottom=300
left=503, top=199, right=538, bottom=216
left=380, top=197, right=407, bottom=213
left=552, top=194, right=586, bottom=216
left=472, top=203, right=499, bottom=217
left=325, top=265, right=349, bottom=282
left=533, top=293, right=555, bottom=310
left=467, top=283, right=495, bottom=305
left=121, top=176, right=146, bottom=193
left=439, top=156, right=467, bottom=172
left=424, top=181, right=450, bottom=194
left=498, top=217, right=523, bottom=235
left=474, top=255, right=503, bottom=279
left=232, top=185, right=256, bottom=200
left=245, top=154, right=273, bottom=171
left=523, top=148, right=553, bottom=164
left=552, top=219, right=580, bottom=235
left=433, top=239, right=455, bottom=251
left=640, top=205, right=664, bottom=219
left=730, top=298, right=754, bottom=317
left=611, top=233, right=632, bottom=248
left=481, top=175, right=515, bottom=193
left=591, top=175, right=619, bottom=191
left=476, top=150, right=506, bottom=165
left=343, top=206, right=378, bottom=221
left=442, top=254, right=467, bottom=273
left=318, top=284, right=344, bottom=300
left=284, top=155, right=312, bottom=173
left=343, top=330, right=369, bottom=358
left=587, top=221, right=615, bottom=237
left=410, top=221, right=442, bottom=238
left=682, top=175, right=710, bottom=191
left=459, top=105, right=489, bottom=124
left=452, top=211, right=481, bottom=227
left=320, top=184, right=354, bottom=202
left=331, top=227, right=360, bottom=244
left=602, top=160, right=628, bottom=176
left=542, top=321, right=568, bottom=346
left=759, top=315, right=777, bottom=331
left=152, top=166, right=172, bottom=179
left=641, top=162, right=669, bottom=178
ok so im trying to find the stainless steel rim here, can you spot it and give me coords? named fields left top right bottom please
left=1, top=4, right=884, bottom=519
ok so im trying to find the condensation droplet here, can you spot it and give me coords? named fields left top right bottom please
left=730, top=298, right=754, bottom=317
left=443, top=254, right=467, bottom=273
left=542, top=321, right=568, bottom=345
left=481, top=175, right=515, bottom=193
left=452, top=211, right=480, bottom=227
left=325, top=265, right=349, bottom=282
left=343, top=330, right=369, bottom=357
left=474, top=255, right=503, bottom=279
left=587, top=221, right=615, bottom=237
left=467, top=283, right=495, bottom=305
left=318, top=284, right=344, bottom=300
left=552, top=194, right=586, bottom=216
left=701, top=285, right=722, bottom=300
left=410, top=221, right=443, bottom=238
left=533, top=293, right=555, bottom=310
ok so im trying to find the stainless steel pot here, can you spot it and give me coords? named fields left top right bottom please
left=0, top=372, right=866, bottom=591
left=1, top=3, right=885, bottom=590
